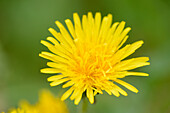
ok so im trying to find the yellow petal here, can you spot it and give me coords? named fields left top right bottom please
left=104, top=87, right=112, bottom=95
left=73, top=13, right=85, bottom=42
left=82, top=15, right=90, bottom=41
left=99, top=14, right=112, bottom=43
left=46, top=37, right=59, bottom=45
left=93, top=12, right=101, bottom=43
left=121, top=40, right=144, bottom=60
left=46, top=37, right=71, bottom=57
left=48, top=28, right=59, bottom=41
left=117, top=35, right=129, bottom=49
left=114, top=27, right=131, bottom=49
left=39, top=53, right=54, bottom=62
left=86, top=87, right=90, bottom=98
left=87, top=12, right=94, bottom=26
left=65, top=19, right=76, bottom=39
left=114, top=21, right=125, bottom=36
left=88, top=88, right=94, bottom=104
left=70, top=88, right=81, bottom=100
left=62, top=81, right=75, bottom=88
left=114, top=57, right=150, bottom=71
left=112, top=41, right=144, bottom=64
left=47, top=62, right=67, bottom=69
left=47, top=75, right=67, bottom=81
left=124, top=72, right=149, bottom=76
left=73, top=13, right=81, bottom=28
left=119, top=27, right=131, bottom=41
left=48, top=28, right=72, bottom=51
left=106, top=22, right=119, bottom=44
left=114, top=84, right=128, bottom=96
left=41, top=40, right=70, bottom=59
left=106, top=14, right=113, bottom=28
left=55, top=21, right=75, bottom=48
left=61, top=86, right=74, bottom=101
left=39, top=52, right=68, bottom=63
left=50, top=78, right=70, bottom=86
left=74, top=92, right=83, bottom=105
left=111, top=44, right=131, bottom=64
left=109, top=71, right=149, bottom=79
left=97, top=16, right=108, bottom=43
left=110, top=88, right=120, bottom=97
left=114, top=79, right=138, bottom=93
left=40, top=68, right=61, bottom=74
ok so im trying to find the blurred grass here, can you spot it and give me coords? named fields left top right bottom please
left=0, top=0, right=170, bottom=112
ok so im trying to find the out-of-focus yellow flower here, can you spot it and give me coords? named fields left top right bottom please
left=8, top=107, right=37, bottom=113
left=8, top=108, right=25, bottom=113
left=36, top=90, right=68, bottom=113
left=7, top=90, right=69, bottom=113
left=40, top=12, right=150, bottom=105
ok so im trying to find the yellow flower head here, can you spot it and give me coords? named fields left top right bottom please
left=39, top=12, right=150, bottom=105
left=36, top=90, right=68, bottom=113
left=8, top=108, right=26, bottom=113
left=8, top=107, right=37, bottom=113
left=7, top=90, right=68, bottom=113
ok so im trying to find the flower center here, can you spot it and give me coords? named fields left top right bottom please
left=70, top=42, right=113, bottom=82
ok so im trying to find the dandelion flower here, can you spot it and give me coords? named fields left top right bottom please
left=8, top=106, right=37, bottom=113
left=39, top=12, right=150, bottom=105
left=8, top=108, right=27, bottom=113
left=7, top=90, right=69, bottom=113
left=36, top=90, right=69, bottom=113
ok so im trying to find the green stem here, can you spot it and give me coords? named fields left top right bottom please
left=82, top=97, right=88, bottom=113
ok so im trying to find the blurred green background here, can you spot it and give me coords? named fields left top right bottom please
left=0, top=0, right=170, bottom=113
